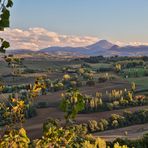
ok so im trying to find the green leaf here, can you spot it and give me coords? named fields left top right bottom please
left=0, top=8, right=10, bottom=28
left=1, top=8, right=10, bottom=19
left=2, top=41, right=10, bottom=48
left=0, top=19, right=9, bottom=27
left=6, top=0, right=13, bottom=7
left=76, top=102, right=84, bottom=111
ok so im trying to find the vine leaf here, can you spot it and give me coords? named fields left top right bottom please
left=6, top=0, right=13, bottom=7
left=0, top=40, right=10, bottom=53
left=2, top=40, right=10, bottom=48
left=0, top=8, right=10, bottom=28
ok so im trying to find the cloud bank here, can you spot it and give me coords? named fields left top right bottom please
left=0, top=27, right=148, bottom=50
left=0, top=28, right=99, bottom=50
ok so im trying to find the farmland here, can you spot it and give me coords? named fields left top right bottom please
left=0, top=54, right=148, bottom=147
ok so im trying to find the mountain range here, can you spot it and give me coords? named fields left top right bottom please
left=7, top=40, right=148, bottom=57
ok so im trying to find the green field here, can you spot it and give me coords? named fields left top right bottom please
left=125, top=76, right=148, bottom=89
left=89, top=63, right=112, bottom=69
left=121, top=67, right=148, bottom=78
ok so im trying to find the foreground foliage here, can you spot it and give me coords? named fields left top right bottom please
left=0, top=118, right=129, bottom=148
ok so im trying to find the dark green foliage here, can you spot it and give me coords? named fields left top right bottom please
left=97, top=67, right=113, bottom=72
left=6, top=0, right=13, bottom=7
left=25, top=104, right=37, bottom=119
left=0, top=0, right=13, bottom=28
left=0, top=39, right=10, bottom=53
left=107, top=133, right=148, bottom=148
left=0, top=0, right=13, bottom=52
left=60, top=89, right=85, bottom=122
left=0, top=8, right=10, bottom=27
left=86, top=80, right=95, bottom=86
left=98, top=77, right=108, bottom=83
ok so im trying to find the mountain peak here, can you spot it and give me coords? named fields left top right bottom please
left=86, top=39, right=114, bottom=49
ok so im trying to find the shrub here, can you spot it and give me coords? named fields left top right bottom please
left=86, top=80, right=95, bottom=86
left=88, top=120, right=99, bottom=132
left=111, top=120, right=119, bottom=128
left=98, top=119, right=109, bottom=131
left=25, top=105, right=37, bottom=118
left=107, top=103, right=113, bottom=110
left=76, top=81, right=83, bottom=87
left=98, top=77, right=108, bottom=83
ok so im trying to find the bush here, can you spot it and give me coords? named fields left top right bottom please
left=98, top=77, right=108, bottom=83
left=86, top=80, right=95, bottom=86
left=111, top=120, right=119, bottom=128
left=88, top=120, right=99, bottom=132
left=25, top=105, right=37, bottom=118
left=107, top=103, right=113, bottom=110
left=53, top=82, right=64, bottom=91
left=98, top=119, right=109, bottom=131
left=76, top=81, right=83, bottom=87
left=23, top=68, right=36, bottom=74
left=70, top=81, right=77, bottom=87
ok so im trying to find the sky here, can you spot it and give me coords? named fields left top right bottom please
left=1, top=0, right=148, bottom=50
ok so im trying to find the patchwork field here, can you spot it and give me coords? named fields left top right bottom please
left=0, top=54, right=148, bottom=147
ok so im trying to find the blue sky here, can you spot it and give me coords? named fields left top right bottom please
left=11, top=0, right=148, bottom=42
left=1, top=0, right=148, bottom=50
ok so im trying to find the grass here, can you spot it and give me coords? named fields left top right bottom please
left=125, top=76, right=148, bottom=90
left=22, top=57, right=82, bottom=71
left=121, top=67, right=148, bottom=78
left=89, top=63, right=112, bottom=69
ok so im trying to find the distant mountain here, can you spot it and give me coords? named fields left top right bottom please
left=7, top=40, right=148, bottom=57
left=109, top=45, right=148, bottom=56
left=39, top=40, right=114, bottom=56
left=6, top=49, right=35, bottom=54
left=86, top=40, right=114, bottom=49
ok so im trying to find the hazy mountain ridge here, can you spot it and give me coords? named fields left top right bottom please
left=109, top=45, right=148, bottom=56
left=39, top=40, right=114, bottom=56
left=6, top=49, right=35, bottom=54
left=7, top=40, right=148, bottom=56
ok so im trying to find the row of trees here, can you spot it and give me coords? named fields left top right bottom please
left=116, top=60, right=145, bottom=69
left=60, top=87, right=147, bottom=114
left=86, top=109, right=148, bottom=133
left=0, top=117, right=129, bottom=148
left=79, top=55, right=147, bottom=63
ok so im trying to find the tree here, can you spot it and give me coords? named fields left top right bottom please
left=115, top=63, right=121, bottom=73
left=131, top=82, right=136, bottom=92
left=0, top=0, right=13, bottom=53
left=60, top=88, right=85, bottom=123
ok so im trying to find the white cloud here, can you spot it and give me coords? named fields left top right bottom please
left=111, top=40, right=148, bottom=47
left=0, top=27, right=99, bottom=50
left=128, top=42, right=148, bottom=46
left=0, top=27, right=148, bottom=50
